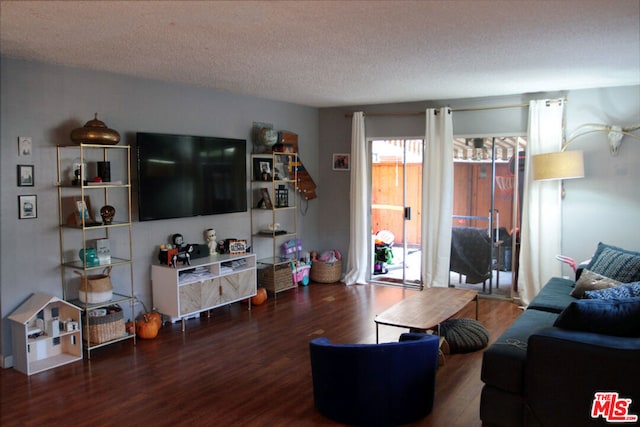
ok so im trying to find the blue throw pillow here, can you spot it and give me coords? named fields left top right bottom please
left=587, top=242, right=640, bottom=283
left=553, top=297, right=640, bottom=337
left=585, top=282, right=640, bottom=300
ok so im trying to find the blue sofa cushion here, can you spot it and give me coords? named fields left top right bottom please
left=587, top=242, right=640, bottom=283
left=527, top=277, right=576, bottom=313
left=554, top=297, right=640, bottom=337
left=585, top=282, right=640, bottom=299
left=481, top=309, right=559, bottom=394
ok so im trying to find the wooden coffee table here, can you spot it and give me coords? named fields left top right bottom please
left=374, top=287, right=478, bottom=343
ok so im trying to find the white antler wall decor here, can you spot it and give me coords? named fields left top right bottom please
left=566, top=123, right=640, bottom=156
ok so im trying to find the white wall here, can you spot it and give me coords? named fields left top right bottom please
left=562, top=87, right=640, bottom=265
left=0, top=57, right=320, bottom=362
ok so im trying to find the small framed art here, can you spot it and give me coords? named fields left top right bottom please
left=18, top=136, right=32, bottom=157
left=18, top=195, right=37, bottom=219
left=253, top=157, right=273, bottom=181
left=60, top=196, right=98, bottom=226
left=332, top=153, right=350, bottom=171
left=17, top=165, right=34, bottom=186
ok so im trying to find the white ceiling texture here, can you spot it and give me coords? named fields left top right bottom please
left=1, top=0, right=639, bottom=108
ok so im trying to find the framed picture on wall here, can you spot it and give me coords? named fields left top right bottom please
left=18, top=136, right=32, bottom=157
left=17, top=165, right=34, bottom=186
left=332, top=153, right=350, bottom=171
left=18, top=195, right=37, bottom=219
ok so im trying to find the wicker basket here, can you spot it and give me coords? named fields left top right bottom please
left=84, top=306, right=126, bottom=344
left=258, top=265, right=294, bottom=293
left=310, top=259, right=342, bottom=283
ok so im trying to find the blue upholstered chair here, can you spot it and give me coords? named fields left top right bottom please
left=309, top=333, right=439, bottom=426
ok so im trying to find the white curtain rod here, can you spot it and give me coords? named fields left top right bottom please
left=344, top=98, right=565, bottom=118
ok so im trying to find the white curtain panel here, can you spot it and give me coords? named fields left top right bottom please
left=421, top=108, right=454, bottom=288
left=519, top=99, right=564, bottom=305
left=344, top=112, right=369, bottom=285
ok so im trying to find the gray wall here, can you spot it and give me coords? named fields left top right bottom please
left=1, top=57, right=320, bottom=363
left=318, top=86, right=640, bottom=276
left=2, top=55, right=639, bottom=365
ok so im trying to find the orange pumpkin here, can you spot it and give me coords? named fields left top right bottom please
left=136, top=314, right=159, bottom=339
left=251, top=287, right=268, bottom=306
left=146, top=309, right=162, bottom=330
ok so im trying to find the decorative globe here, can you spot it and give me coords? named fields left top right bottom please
left=258, top=128, right=278, bottom=146
left=253, top=127, right=278, bottom=153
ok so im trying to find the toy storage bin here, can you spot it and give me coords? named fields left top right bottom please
left=84, top=306, right=125, bottom=344
left=258, top=265, right=293, bottom=293
left=310, top=260, right=342, bottom=283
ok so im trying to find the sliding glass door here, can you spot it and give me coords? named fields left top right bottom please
left=451, top=136, right=525, bottom=297
left=369, top=138, right=422, bottom=288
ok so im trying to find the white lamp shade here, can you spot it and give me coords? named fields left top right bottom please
left=532, top=150, right=585, bottom=181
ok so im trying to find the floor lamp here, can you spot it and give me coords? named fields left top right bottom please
left=533, top=123, right=640, bottom=182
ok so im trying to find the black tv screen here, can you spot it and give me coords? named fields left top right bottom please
left=136, top=132, right=247, bottom=221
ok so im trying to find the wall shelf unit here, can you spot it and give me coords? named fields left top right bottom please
left=251, top=152, right=299, bottom=294
left=56, top=143, right=135, bottom=358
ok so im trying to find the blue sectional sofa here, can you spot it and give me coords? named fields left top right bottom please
left=480, top=248, right=640, bottom=427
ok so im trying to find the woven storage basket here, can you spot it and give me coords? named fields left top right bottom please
left=76, top=267, right=113, bottom=304
left=258, top=265, right=294, bottom=293
left=310, top=259, right=342, bottom=283
left=84, top=306, right=125, bottom=344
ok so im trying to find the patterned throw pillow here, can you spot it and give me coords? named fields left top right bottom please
left=585, top=282, right=640, bottom=300
left=587, top=243, right=640, bottom=283
left=570, top=269, right=622, bottom=298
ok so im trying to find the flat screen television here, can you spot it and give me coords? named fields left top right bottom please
left=136, top=132, right=247, bottom=221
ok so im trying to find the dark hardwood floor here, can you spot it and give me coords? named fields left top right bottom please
left=1, top=283, right=522, bottom=427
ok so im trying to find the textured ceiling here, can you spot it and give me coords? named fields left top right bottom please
left=1, top=0, right=639, bottom=107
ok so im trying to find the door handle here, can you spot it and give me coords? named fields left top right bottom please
left=404, top=207, right=412, bottom=220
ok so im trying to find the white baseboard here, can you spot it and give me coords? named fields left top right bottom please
left=1, top=354, right=14, bottom=369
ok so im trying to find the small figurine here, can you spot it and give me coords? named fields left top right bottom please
left=171, top=233, right=193, bottom=266
left=205, top=228, right=217, bottom=255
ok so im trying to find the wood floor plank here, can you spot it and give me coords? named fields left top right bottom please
left=0, top=283, right=521, bottom=426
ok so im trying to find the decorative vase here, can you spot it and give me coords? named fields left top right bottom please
left=78, top=248, right=99, bottom=267
left=70, top=113, right=120, bottom=145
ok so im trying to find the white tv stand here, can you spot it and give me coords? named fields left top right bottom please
left=151, top=253, right=257, bottom=330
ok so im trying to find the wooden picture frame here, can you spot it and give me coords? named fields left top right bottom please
left=61, top=196, right=97, bottom=226
left=332, top=153, right=350, bottom=171
left=17, top=165, right=34, bottom=186
left=260, top=188, right=273, bottom=209
left=253, top=157, right=273, bottom=181
left=18, top=195, right=37, bottom=219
